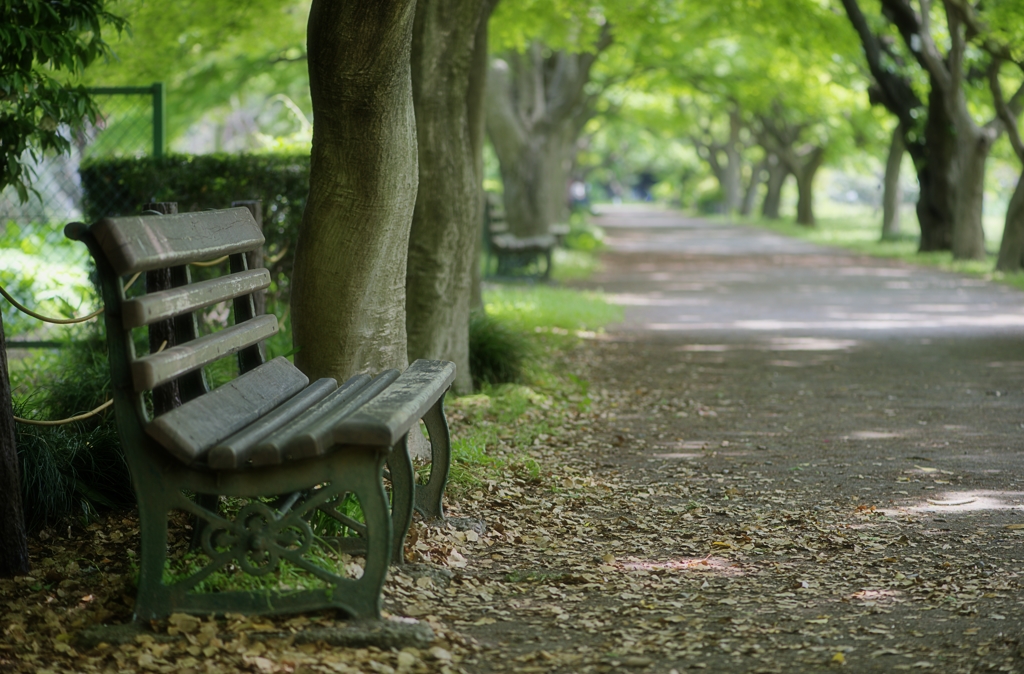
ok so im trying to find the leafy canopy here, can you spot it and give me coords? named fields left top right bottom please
left=0, top=0, right=126, bottom=201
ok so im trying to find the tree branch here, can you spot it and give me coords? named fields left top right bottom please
left=990, top=59, right=1024, bottom=161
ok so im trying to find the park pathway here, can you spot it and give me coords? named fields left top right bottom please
left=439, top=207, right=1024, bottom=673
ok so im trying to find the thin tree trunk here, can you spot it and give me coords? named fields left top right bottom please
left=950, top=123, right=995, bottom=260
left=292, top=0, right=418, bottom=380
left=996, top=174, right=1024, bottom=271
left=406, top=0, right=491, bottom=395
left=881, top=126, right=904, bottom=240
left=762, top=154, right=788, bottom=220
left=741, top=158, right=766, bottom=217
left=467, top=1, right=497, bottom=311
left=0, top=312, right=29, bottom=577
left=722, top=108, right=743, bottom=214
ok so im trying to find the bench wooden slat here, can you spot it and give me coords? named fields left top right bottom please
left=248, top=370, right=387, bottom=465
left=331, top=360, right=456, bottom=447
left=122, top=269, right=271, bottom=329
left=280, top=370, right=404, bottom=461
left=206, top=377, right=338, bottom=470
left=491, top=233, right=556, bottom=252
left=145, top=356, right=308, bottom=465
left=131, top=314, right=278, bottom=391
left=93, top=208, right=264, bottom=275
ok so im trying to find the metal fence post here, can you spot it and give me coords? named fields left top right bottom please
left=151, top=82, right=165, bottom=158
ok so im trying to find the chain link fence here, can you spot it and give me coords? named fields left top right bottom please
left=0, top=84, right=164, bottom=342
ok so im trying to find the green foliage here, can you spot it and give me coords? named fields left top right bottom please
left=483, top=285, right=623, bottom=333
left=469, top=310, right=532, bottom=389
left=14, top=341, right=132, bottom=532
left=0, top=0, right=127, bottom=200
left=79, top=153, right=309, bottom=300
left=0, top=221, right=97, bottom=337
left=89, top=0, right=309, bottom=145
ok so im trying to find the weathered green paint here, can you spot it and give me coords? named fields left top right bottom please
left=66, top=210, right=454, bottom=620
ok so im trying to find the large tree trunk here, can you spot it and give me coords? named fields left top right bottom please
left=486, top=35, right=610, bottom=238
left=406, top=0, right=493, bottom=395
left=292, top=0, right=418, bottom=380
left=881, top=125, right=904, bottom=240
left=761, top=154, right=788, bottom=220
left=1, top=312, right=29, bottom=577
left=793, top=147, right=825, bottom=226
left=996, top=174, right=1024, bottom=271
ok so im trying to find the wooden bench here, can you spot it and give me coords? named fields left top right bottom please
left=483, top=193, right=556, bottom=280
left=65, top=207, right=455, bottom=622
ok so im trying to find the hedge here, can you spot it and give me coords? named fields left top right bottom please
left=79, top=153, right=310, bottom=300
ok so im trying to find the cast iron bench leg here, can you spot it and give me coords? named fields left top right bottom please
left=415, top=396, right=452, bottom=521
left=387, top=434, right=415, bottom=563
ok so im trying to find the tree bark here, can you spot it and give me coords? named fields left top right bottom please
left=741, top=158, right=766, bottom=217
left=406, top=0, right=494, bottom=395
left=874, top=0, right=1003, bottom=259
left=486, top=33, right=610, bottom=238
left=989, top=59, right=1024, bottom=272
left=996, top=175, right=1024, bottom=272
left=292, top=0, right=418, bottom=381
left=881, top=125, right=904, bottom=240
left=0, top=311, right=29, bottom=577
left=839, top=0, right=956, bottom=252
left=761, top=154, right=788, bottom=220
left=916, top=84, right=957, bottom=251
left=950, top=124, right=995, bottom=260
left=792, top=147, right=825, bottom=227
left=467, top=1, right=496, bottom=312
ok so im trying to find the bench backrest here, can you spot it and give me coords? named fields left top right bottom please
left=66, top=208, right=280, bottom=462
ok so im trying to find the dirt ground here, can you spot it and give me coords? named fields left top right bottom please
left=436, top=209, right=1024, bottom=673
left=4, top=208, right=1024, bottom=674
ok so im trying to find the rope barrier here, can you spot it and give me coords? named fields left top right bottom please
left=0, top=272, right=140, bottom=324
left=15, top=399, right=113, bottom=426
left=191, top=255, right=229, bottom=267
left=13, top=340, right=167, bottom=426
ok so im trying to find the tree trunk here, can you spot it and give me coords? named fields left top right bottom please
left=292, top=0, right=418, bottom=381
left=486, top=36, right=610, bottom=238
left=741, top=158, right=766, bottom=217
left=406, top=0, right=492, bottom=395
left=0, top=312, right=29, bottom=577
left=915, top=87, right=957, bottom=251
left=881, top=126, right=904, bottom=240
left=762, top=154, right=788, bottom=220
left=467, top=1, right=496, bottom=312
left=722, top=108, right=743, bottom=214
left=996, top=173, right=1024, bottom=272
left=793, top=152, right=823, bottom=227
left=950, top=123, right=994, bottom=260
left=837, top=0, right=957, bottom=252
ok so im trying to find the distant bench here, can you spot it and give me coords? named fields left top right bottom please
left=66, top=207, right=455, bottom=621
left=484, top=194, right=569, bottom=281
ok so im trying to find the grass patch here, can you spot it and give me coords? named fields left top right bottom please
left=743, top=209, right=1024, bottom=293
left=482, top=284, right=622, bottom=333
left=444, top=282, right=620, bottom=497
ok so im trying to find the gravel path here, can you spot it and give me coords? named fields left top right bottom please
left=447, top=208, right=1024, bottom=673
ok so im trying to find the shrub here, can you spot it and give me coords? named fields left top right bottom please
left=79, top=153, right=310, bottom=301
left=15, top=341, right=132, bottom=531
left=468, top=310, right=531, bottom=389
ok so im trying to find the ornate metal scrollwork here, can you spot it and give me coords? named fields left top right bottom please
left=200, top=501, right=314, bottom=577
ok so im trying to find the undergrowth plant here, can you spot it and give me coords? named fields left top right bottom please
left=14, top=339, right=132, bottom=531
